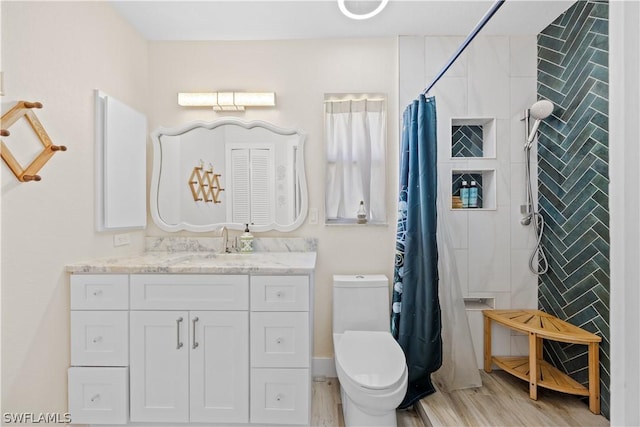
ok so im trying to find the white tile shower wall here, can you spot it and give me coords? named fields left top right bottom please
left=467, top=37, right=511, bottom=119
left=399, top=36, right=539, bottom=361
left=425, top=37, right=467, bottom=78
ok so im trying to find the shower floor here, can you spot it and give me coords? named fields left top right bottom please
left=417, top=370, right=609, bottom=426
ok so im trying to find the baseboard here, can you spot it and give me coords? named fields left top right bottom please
left=312, top=357, right=337, bottom=378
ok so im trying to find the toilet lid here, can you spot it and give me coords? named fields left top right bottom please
left=336, top=331, right=406, bottom=390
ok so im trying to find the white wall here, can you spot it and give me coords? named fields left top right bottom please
left=146, top=38, right=399, bottom=359
left=610, top=1, right=640, bottom=425
left=399, top=36, right=539, bottom=366
left=2, top=18, right=398, bottom=413
left=1, top=1, right=148, bottom=416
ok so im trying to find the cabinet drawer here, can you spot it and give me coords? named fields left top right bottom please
left=68, top=367, right=128, bottom=425
left=71, top=311, right=128, bottom=366
left=130, top=274, right=248, bottom=310
left=251, top=312, right=309, bottom=368
left=251, top=368, right=309, bottom=425
left=251, top=275, right=309, bottom=311
left=70, top=275, right=128, bottom=310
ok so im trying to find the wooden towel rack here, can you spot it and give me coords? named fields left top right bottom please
left=188, top=163, right=224, bottom=203
left=1, top=100, right=67, bottom=182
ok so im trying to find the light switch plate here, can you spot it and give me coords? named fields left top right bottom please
left=309, top=208, right=318, bottom=225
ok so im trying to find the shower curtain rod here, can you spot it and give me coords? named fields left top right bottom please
left=422, top=0, right=506, bottom=95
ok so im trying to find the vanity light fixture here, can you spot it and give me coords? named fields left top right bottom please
left=337, top=0, right=389, bottom=20
left=177, top=92, right=276, bottom=111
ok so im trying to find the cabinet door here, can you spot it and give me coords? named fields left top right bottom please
left=189, top=311, right=249, bottom=423
left=130, top=311, right=189, bottom=423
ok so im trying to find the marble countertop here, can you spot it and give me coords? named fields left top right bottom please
left=66, top=251, right=317, bottom=274
left=67, top=237, right=318, bottom=274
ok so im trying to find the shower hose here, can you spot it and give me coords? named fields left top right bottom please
left=524, top=144, right=549, bottom=275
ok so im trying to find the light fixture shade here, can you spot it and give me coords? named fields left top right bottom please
left=177, top=92, right=217, bottom=106
left=338, top=0, right=389, bottom=20
left=217, top=92, right=235, bottom=106
left=178, top=92, right=276, bottom=111
left=234, top=92, right=276, bottom=107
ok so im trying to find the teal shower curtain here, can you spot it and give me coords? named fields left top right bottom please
left=391, top=94, right=442, bottom=408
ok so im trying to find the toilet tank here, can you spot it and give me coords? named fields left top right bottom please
left=333, top=275, right=390, bottom=334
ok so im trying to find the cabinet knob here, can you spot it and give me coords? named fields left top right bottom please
left=275, top=394, right=283, bottom=402
left=276, top=337, right=283, bottom=344
left=276, top=291, right=283, bottom=298
left=92, top=336, right=103, bottom=343
left=92, top=289, right=103, bottom=297
left=90, top=394, right=100, bottom=402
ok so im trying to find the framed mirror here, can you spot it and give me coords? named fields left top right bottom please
left=150, top=118, right=308, bottom=232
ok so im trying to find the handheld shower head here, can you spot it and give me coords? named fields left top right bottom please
left=529, top=99, right=554, bottom=120
left=526, top=99, right=554, bottom=145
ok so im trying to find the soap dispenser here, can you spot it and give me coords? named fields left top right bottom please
left=240, top=224, right=254, bottom=253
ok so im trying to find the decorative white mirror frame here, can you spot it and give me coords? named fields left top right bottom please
left=150, top=118, right=308, bottom=233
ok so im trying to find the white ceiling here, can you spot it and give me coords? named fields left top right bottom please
left=109, top=0, right=576, bottom=41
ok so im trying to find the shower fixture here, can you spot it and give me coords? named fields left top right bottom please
left=522, top=99, right=554, bottom=275
left=525, top=99, right=554, bottom=148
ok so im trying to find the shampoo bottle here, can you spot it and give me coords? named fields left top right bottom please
left=240, top=224, right=254, bottom=253
left=469, top=181, right=479, bottom=208
left=460, top=180, right=470, bottom=208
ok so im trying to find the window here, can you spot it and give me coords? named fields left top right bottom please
left=324, top=94, right=387, bottom=224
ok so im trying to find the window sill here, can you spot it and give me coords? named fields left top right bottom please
left=324, top=219, right=388, bottom=227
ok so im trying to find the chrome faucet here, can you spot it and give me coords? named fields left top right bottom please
left=218, top=226, right=228, bottom=253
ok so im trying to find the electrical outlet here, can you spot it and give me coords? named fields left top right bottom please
left=113, top=233, right=131, bottom=247
left=309, top=208, right=318, bottom=225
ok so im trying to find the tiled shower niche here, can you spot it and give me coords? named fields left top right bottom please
left=451, top=169, right=496, bottom=210
left=451, top=118, right=496, bottom=158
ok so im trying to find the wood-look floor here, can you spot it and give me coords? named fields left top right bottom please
left=312, top=371, right=609, bottom=427
left=418, top=370, right=610, bottom=427
left=311, top=377, right=423, bottom=427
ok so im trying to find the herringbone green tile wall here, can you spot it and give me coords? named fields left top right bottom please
left=452, top=125, right=483, bottom=157
left=537, top=0, right=609, bottom=418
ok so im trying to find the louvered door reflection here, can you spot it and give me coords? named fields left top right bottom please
left=228, top=146, right=275, bottom=226
left=230, top=148, right=251, bottom=224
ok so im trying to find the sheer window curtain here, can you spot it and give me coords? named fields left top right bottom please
left=325, top=97, right=386, bottom=223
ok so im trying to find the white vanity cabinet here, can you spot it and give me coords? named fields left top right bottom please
left=68, top=274, right=130, bottom=425
left=129, top=274, right=249, bottom=424
left=69, top=270, right=313, bottom=427
left=250, top=275, right=311, bottom=425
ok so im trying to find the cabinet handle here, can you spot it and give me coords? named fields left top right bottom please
left=192, top=316, right=199, bottom=349
left=176, top=317, right=184, bottom=349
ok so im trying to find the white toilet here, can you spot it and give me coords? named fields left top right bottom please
left=333, top=275, right=408, bottom=427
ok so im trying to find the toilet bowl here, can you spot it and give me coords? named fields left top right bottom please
left=332, top=275, right=408, bottom=427
left=334, top=331, right=408, bottom=426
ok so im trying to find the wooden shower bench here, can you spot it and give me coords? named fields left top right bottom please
left=482, top=309, right=601, bottom=414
